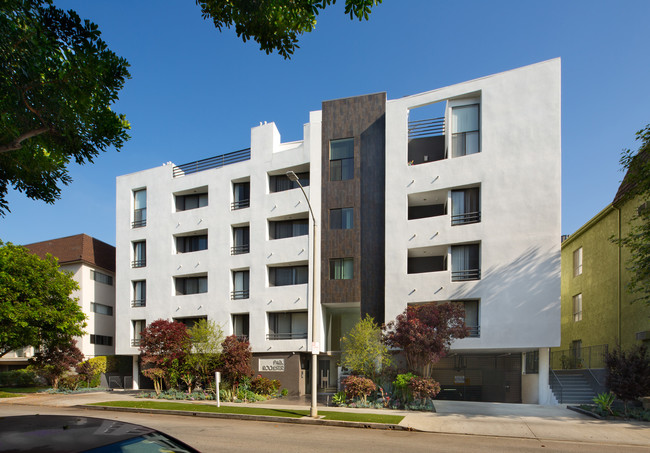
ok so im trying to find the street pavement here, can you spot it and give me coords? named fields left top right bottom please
left=1, top=391, right=649, bottom=448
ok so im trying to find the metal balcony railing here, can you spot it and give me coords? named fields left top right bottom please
left=231, top=290, right=249, bottom=300
left=131, top=339, right=141, bottom=347
left=451, top=269, right=481, bottom=282
left=131, top=259, right=146, bottom=268
left=408, top=117, right=445, bottom=139
left=467, top=325, right=480, bottom=338
left=172, top=148, right=251, bottom=177
left=231, top=199, right=250, bottom=210
left=131, top=299, right=146, bottom=308
left=266, top=332, right=308, bottom=340
left=236, top=335, right=249, bottom=342
left=132, top=208, right=147, bottom=228
left=231, top=244, right=250, bottom=255
left=451, top=211, right=481, bottom=226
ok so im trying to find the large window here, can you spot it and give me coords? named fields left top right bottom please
left=451, top=244, right=480, bottom=281
left=90, top=302, right=113, bottom=316
left=267, top=311, right=308, bottom=340
left=132, top=281, right=146, bottom=307
left=132, top=241, right=146, bottom=268
left=131, top=320, right=145, bottom=347
left=451, top=105, right=480, bottom=157
left=269, top=219, right=308, bottom=239
left=232, top=226, right=250, bottom=254
left=90, top=269, right=113, bottom=286
left=269, top=265, right=308, bottom=286
left=462, top=300, right=479, bottom=337
left=177, top=234, right=208, bottom=253
left=270, top=172, right=310, bottom=192
left=233, top=314, right=250, bottom=340
left=330, top=208, right=353, bottom=230
left=573, top=247, right=583, bottom=277
left=175, top=276, right=207, bottom=295
left=132, top=189, right=147, bottom=228
left=330, top=258, right=353, bottom=280
left=232, top=182, right=250, bottom=210
left=90, top=334, right=113, bottom=346
left=176, top=192, right=208, bottom=211
left=330, top=138, right=354, bottom=181
left=451, top=188, right=480, bottom=225
left=232, top=270, right=249, bottom=299
left=573, top=293, right=582, bottom=322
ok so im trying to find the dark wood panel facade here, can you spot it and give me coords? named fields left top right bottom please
left=320, top=93, right=386, bottom=322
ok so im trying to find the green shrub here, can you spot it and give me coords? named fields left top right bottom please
left=0, top=369, right=38, bottom=387
left=332, top=391, right=347, bottom=406
left=250, top=376, right=280, bottom=395
left=58, top=374, right=83, bottom=391
left=281, top=388, right=288, bottom=397
left=341, top=375, right=376, bottom=403
left=592, top=392, right=616, bottom=415
left=392, top=372, right=416, bottom=402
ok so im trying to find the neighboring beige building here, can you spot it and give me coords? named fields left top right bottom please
left=0, top=234, right=115, bottom=371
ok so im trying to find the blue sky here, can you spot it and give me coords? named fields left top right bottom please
left=1, top=0, right=649, bottom=246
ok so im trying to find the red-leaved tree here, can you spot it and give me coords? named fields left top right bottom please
left=29, top=339, right=84, bottom=389
left=139, top=319, right=189, bottom=394
left=219, top=335, right=252, bottom=395
left=383, top=303, right=468, bottom=377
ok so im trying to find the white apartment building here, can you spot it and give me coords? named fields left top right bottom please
left=116, top=59, right=561, bottom=403
left=0, top=234, right=116, bottom=371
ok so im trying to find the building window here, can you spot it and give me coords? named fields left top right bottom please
left=330, top=208, right=353, bottom=230
left=177, top=234, right=208, bottom=253
left=90, top=302, right=113, bottom=316
left=330, top=138, right=354, bottom=181
left=131, top=320, right=145, bottom=347
left=132, top=189, right=147, bottom=228
left=175, top=276, right=208, bottom=295
left=330, top=258, right=353, bottom=280
left=525, top=350, right=539, bottom=374
left=232, top=270, right=249, bottom=299
left=269, top=219, right=308, bottom=239
left=90, top=334, right=113, bottom=346
left=267, top=311, right=308, bottom=340
left=270, top=172, right=310, bottom=192
left=573, top=247, right=583, bottom=277
left=132, top=240, right=146, bottom=268
left=176, top=192, right=208, bottom=211
left=451, top=244, right=480, bottom=281
left=232, top=182, right=250, bottom=210
left=269, top=265, right=308, bottom=286
left=451, top=188, right=480, bottom=225
left=573, top=293, right=582, bottom=322
left=233, top=314, right=250, bottom=341
left=461, top=300, right=480, bottom=337
left=451, top=104, right=480, bottom=157
left=90, top=270, right=113, bottom=286
left=232, top=226, right=250, bottom=254
left=132, top=281, right=146, bottom=307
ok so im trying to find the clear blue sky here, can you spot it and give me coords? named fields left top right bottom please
left=1, top=0, right=649, bottom=246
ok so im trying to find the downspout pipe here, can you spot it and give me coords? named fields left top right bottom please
left=614, top=204, right=622, bottom=346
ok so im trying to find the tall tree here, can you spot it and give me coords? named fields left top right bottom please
left=219, top=335, right=252, bottom=395
left=139, top=319, right=190, bottom=393
left=616, top=125, right=650, bottom=305
left=0, top=0, right=130, bottom=215
left=29, top=338, right=84, bottom=389
left=196, top=0, right=382, bottom=59
left=0, top=240, right=86, bottom=357
left=340, top=314, right=391, bottom=381
left=383, top=303, right=468, bottom=378
left=185, top=319, right=224, bottom=390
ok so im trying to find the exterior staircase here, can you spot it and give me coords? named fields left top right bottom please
left=550, top=371, right=598, bottom=404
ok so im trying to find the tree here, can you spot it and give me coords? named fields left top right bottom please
left=219, top=335, right=252, bottom=395
left=340, top=314, right=391, bottom=381
left=29, top=338, right=84, bottom=389
left=604, top=344, right=650, bottom=414
left=383, top=303, right=469, bottom=378
left=196, top=0, right=382, bottom=59
left=0, top=240, right=86, bottom=358
left=0, top=0, right=130, bottom=215
left=139, top=319, right=189, bottom=393
left=184, top=319, right=224, bottom=391
left=616, top=125, right=650, bottom=305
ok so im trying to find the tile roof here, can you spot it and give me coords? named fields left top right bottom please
left=23, top=234, right=115, bottom=273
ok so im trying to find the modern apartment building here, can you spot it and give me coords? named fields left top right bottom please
left=0, top=234, right=116, bottom=371
left=116, top=59, right=561, bottom=403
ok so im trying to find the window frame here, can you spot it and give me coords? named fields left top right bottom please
left=451, top=104, right=480, bottom=158
left=90, top=302, right=113, bottom=316
left=329, top=138, right=354, bottom=181
left=573, top=247, right=583, bottom=277
left=269, top=265, right=309, bottom=286
left=329, top=258, right=354, bottom=280
left=330, top=208, right=354, bottom=230
left=177, top=234, right=208, bottom=254
left=175, top=275, right=208, bottom=296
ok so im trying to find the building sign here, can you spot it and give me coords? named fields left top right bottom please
left=259, top=358, right=285, bottom=372
left=454, top=375, right=465, bottom=384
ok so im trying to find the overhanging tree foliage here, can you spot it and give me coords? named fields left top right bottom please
left=383, top=303, right=469, bottom=378
left=340, top=314, right=391, bottom=381
left=616, top=124, right=650, bottom=306
left=0, top=0, right=130, bottom=215
left=196, top=0, right=382, bottom=59
left=0, top=240, right=86, bottom=357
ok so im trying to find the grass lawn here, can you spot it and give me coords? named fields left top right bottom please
left=0, top=387, right=45, bottom=394
left=89, top=401, right=404, bottom=424
left=0, top=391, right=22, bottom=398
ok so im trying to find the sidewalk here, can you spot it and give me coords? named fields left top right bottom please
left=2, top=391, right=649, bottom=447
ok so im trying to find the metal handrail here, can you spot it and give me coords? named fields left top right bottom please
left=172, top=148, right=251, bottom=177
left=131, top=208, right=147, bottom=228
left=550, top=368, right=563, bottom=403
left=231, top=244, right=250, bottom=255
left=451, top=211, right=481, bottom=225
left=231, top=199, right=250, bottom=210
left=231, top=290, right=249, bottom=300
left=131, top=259, right=146, bottom=268
left=550, top=344, right=608, bottom=370
left=451, top=269, right=481, bottom=281
left=131, top=339, right=141, bottom=347
left=467, top=325, right=480, bottom=337
left=131, top=299, right=146, bottom=308
left=266, top=332, right=308, bottom=340
left=408, top=117, right=445, bottom=139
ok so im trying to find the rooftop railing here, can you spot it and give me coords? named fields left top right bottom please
left=408, top=116, right=445, bottom=139
left=172, top=148, right=251, bottom=177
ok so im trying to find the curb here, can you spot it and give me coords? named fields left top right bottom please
left=79, top=405, right=415, bottom=431
left=567, top=405, right=604, bottom=420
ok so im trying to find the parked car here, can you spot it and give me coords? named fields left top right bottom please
left=0, top=415, right=200, bottom=452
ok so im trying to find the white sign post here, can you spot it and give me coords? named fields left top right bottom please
left=215, top=371, right=221, bottom=408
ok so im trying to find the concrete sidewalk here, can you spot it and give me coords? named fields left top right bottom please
left=2, top=391, right=649, bottom=447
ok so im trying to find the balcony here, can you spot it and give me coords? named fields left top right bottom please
left=131, top=259, right=146, bottom=268
left=231, top=244, right=249, bottom=255
left=407, top=245, right=448, bottom=274
left=451, top=211, right=481, bottom=226
left=131, top=299, right=146, bottom=308
left=266, top=332, right=308, bottom=340
left=231, top=290, right=249, bottom=300
left=231, top=199, right=250, bottom=210
left=131, top=339, right=141, bottom=347
left=451, top=268, right=481, bottom=281
left=408, top=116, right=446, bottom=165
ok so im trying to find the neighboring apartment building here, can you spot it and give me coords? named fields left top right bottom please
left=116, top=59, right=561, bottom=403
left=0, top=234, right=116, bottom=371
